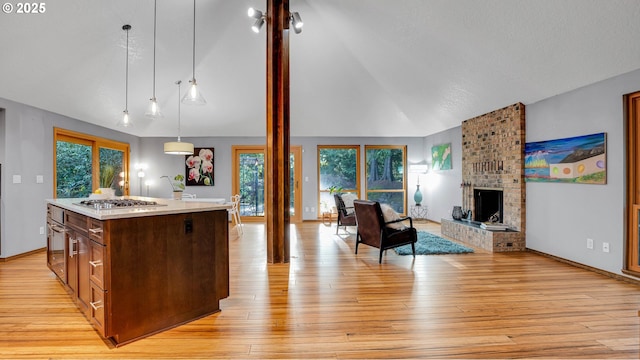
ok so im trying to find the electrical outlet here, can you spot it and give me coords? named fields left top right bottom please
left=184, top=219, right=193, bottom=234
left=586, top=238, right=593, bottom=249
left=39, top=226, right=45, bottom=235
left=602, top=242, right=610, bottom=253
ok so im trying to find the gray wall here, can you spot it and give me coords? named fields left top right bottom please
left=0, top=98, right=140, bottom=258
left=526, top=68, right=640, bottom=276
left=421, top=126, right=463, bottom=223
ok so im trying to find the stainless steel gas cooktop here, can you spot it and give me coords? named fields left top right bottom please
left=75, top=199, right=166, bottom=209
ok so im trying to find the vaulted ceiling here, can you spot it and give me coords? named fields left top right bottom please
left=1, top=0, right=640, bottom=138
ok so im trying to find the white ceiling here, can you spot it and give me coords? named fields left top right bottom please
left=1, top=0, right=640, bottom=138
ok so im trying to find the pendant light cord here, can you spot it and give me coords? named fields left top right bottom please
left=176, top=80, right=182, bottom=141
left=152, top=0, right=157, bottom=98
left=191, top=0, right=196, bottom=80
left=124, top=25, right=130, bottom=111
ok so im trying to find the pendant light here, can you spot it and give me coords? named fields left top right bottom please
left=117, top=24, right=133, bottom=127
left=145, top=0, right=162, bottom=118
left=164, top=80, right=194, bottom=155
left=182, top=0, right=206, bottom=105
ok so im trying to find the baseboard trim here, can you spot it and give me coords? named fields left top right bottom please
left=527, top=248, right=640, bottom=286
left=0, top=247, right=46, bottom=263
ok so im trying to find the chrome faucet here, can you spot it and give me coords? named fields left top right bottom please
left=160, top=175, right=177, bottom=191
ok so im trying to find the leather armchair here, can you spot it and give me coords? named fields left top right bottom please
left=334, top=194, right=357, bottom=234
left=353, top=199, right=417, bottom=263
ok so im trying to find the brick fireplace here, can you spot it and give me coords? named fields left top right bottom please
left=441, top=103, right=526, bottom=252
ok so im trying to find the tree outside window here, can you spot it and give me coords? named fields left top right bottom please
left=365, top=145, right=407, bottom=214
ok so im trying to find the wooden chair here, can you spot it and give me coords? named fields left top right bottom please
left=353, top=199, right=417, bottom=263
left=334, top=194, right=357, bottom=234
left=228, top=194, right=243, bottom=236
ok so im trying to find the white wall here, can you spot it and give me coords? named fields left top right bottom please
left=0, top=98, right=141, bottom=258
left=422, top=127, right=463, bottom=222
left=526, top=68, right=640, bottom=276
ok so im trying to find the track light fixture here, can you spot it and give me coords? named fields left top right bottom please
left=290, top=12, right=303, bottom=34
left=247, top=7, right=303, bottom=34
left=248, top=7, right=265, bottom=33
left=248, top=7, right=263, bottom=19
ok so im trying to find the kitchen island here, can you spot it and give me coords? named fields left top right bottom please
left=46, top=197, right=230, bottom=346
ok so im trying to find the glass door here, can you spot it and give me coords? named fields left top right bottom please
left=625, top=92, right=640, bottom=274
left=232, top=145, right=302, bottom=223
left=290, top=146, right=302, bottom=223
left=239, top=149, right=265, bottom=220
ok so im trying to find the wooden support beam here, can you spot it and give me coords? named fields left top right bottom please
left=265, top=0, right=290, bottom=263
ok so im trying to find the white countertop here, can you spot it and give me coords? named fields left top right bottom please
left=46, top=196, right=231, bottom=220
left=181, top=198, right=227, bottom=204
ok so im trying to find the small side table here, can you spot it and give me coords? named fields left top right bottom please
left=410, top=205, right=428, bottom=220
left=322, top=211, right=336, bottom=225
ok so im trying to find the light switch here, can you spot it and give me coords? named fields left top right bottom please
left=36, top=175, right=44, bottom=184
left=12, top=175, right=21, bottom=184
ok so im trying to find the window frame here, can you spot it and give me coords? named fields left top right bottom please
left=317, top=145, right=361, bottom=216
left=364, top=144, right=407, bottom=215
left=53, top=127, right=130, bottom=198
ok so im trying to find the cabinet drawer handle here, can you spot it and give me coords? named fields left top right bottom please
left=90, top=300, right=104, bottom=310
left=89, top=260, right=103, bottom=268
left=68, top=238, right=77, bottom=258
left=49, top=224, right=66, bottom=233
left=89, top=228, right=103, bottom=234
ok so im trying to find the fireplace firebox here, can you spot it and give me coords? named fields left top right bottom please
left=474, top=189, right=503, bottom=223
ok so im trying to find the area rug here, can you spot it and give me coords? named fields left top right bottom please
left=394, top=231, right=474, bottom=255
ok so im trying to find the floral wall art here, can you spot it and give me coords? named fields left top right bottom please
left=185, top=148, right=214, bottom=186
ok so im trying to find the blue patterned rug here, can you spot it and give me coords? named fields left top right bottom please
left=394, top=231, right=474, bottom=255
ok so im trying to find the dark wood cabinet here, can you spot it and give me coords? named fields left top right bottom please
left=46, top=204, right=229, bottom=346
left=65, top=210, right=91, bottom=315
left=76, top=231, right=91, bottom=315
left=46, top=205, right=66, bottom=282
left=66, top=229, right=77, bottom=296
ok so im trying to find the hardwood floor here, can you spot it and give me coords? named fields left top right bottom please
left=1, top=221, right=639, bottom=359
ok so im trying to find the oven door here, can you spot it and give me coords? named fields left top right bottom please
left=47, top=221, right=66, bottom=282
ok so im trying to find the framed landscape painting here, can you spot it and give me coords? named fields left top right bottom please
left=431, top=143, right=452, bottom=170
left=525, top=132, right=606, bottom=184
left=185, top=147, right=214, bottom=186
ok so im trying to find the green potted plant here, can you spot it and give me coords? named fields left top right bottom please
left=98, top=165, right=116, bottom=198
left=171, top=174, right=185, bottom=199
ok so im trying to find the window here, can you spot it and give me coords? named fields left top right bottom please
left=365, top=145, right=407, bottom=214
left=318, top=146, right=360, bottom=214
left=54, top=128, right=130, bottom=198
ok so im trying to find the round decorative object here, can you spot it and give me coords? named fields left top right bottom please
left=452, top=206, right=463, bottom=220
